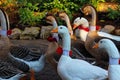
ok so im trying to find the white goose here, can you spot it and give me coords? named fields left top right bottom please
left=93, top=39, right=120, bottom=80
left=73, top=17, right=89, bottom=42
left=51, top=25, right=108, bottom=80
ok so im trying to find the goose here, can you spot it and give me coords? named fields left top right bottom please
left=46, top=13, right=59, bottom=42
left=93, top=39, right=120, bottom=80
left=81, top=4, right=120, bottom=41
left=44, top=14, right=61, bottom=71
left=73, top=17, right=89, bottom=42
left=58, top=12, right=93, bottom=60
left=72, top=5, right=120, bottom=68
left=73, top=17, right=119, bottom=42
left=0, top=29, right=28, bottom=80
left=0, top=8, right=47, bottom=80
left=0, top=29, right=46, bottom=80
left=51, top=25, right=108, bottom=80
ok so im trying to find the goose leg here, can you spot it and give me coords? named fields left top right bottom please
left=46, top=56, right=57, bottom=72
left=20, top=75, right=27, bottom=80
left=30, top=69, right=36, bottom=80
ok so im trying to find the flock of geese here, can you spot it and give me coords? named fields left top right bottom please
left=0, top=4, right=120, bottom=80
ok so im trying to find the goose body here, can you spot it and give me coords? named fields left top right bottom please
left=0, top=73, right=25, bottom=80
left=97, top=32, right=120, bottom=41
left=51, top=25, right=108, bottom=80
left=0, top=30, right=28, bottom=79
left=93, top=39, right=120, bottom=80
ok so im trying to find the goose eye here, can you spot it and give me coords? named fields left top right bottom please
left=60, top=27, right=62, bottom=29
left=100, top=41, right=103, bottom=43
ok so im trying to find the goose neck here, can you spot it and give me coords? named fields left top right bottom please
left=89, top=26, right=96, bottom=31
left=62, top=32, right=71, bottom=54
left=109, top=58, right=120, bottom=65
left=63, top=49, right=70, bottom=56
left=52, top=20, right=58, bottom=28
left=0, top=30, right=7, bottom=37
left=107, top=45, right=120, bottom=59
left=0, top=9, right=9, bottom=30
left=65, top=16, right=73, bottom=33
left=106, top=44, right=120, bottom=65
left=90, top=7, right=96, bottom=27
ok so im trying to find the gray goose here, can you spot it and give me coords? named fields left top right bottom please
left=0, top=30, right=30, bottom=80
left=0, top=8, right=46, bottom=80
left=45, top=13, right=61, bottom=71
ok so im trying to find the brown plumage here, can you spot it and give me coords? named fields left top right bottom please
left=0, top=33, right=30, bottom=79
left=81, top=5, right=120, bottom=69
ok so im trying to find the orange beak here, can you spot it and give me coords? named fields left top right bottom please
left=51, top=27, right=58, bottom=33
left=73, top=24, right=77, bottom=30
left=92, top=43, right=99, bottom=48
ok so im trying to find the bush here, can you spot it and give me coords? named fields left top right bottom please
left=18, top=0, right=46, bottom=26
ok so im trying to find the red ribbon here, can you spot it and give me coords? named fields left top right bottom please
left=47, top=36, right=57, bottom=42
left=7, top=30, right=12, bottom=35
left=78, top=25, right=89, bottom=32
left=56, top=46, right=72, bottom=56
left=78, top=25, right=100, bottom=32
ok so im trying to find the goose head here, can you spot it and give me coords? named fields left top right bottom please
left=73, top=17, right=89, bottom=30
left=46, top=15, right=58, bottom=28
left=46, top=15, right=55, bottom=24
left=81, top=5, right=97, bottom=27
left=51, top=25, right=71, bottom=51
left=51, top=25, right=69, bottom=37
left=58, top=12, right=68, bottom=21
left=81, top=4, right=96, bottom=15
left=93, top=39, right=120, bottom=59
left=81, top=5, right=92, bottom=15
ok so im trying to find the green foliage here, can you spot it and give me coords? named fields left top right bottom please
left=18, top=1, right=46, bottom=26
left=107, top=7, right=120, bottom=20
left=89, top=0, right=105, bottom=10
left=66, top=0, right=89, bottom=6
left=43, top=0, right=79, bottom=20
left=6, top=0, right=120, bottom=27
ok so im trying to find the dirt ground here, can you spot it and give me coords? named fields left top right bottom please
left=35, top=62, right=61, bottom=80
